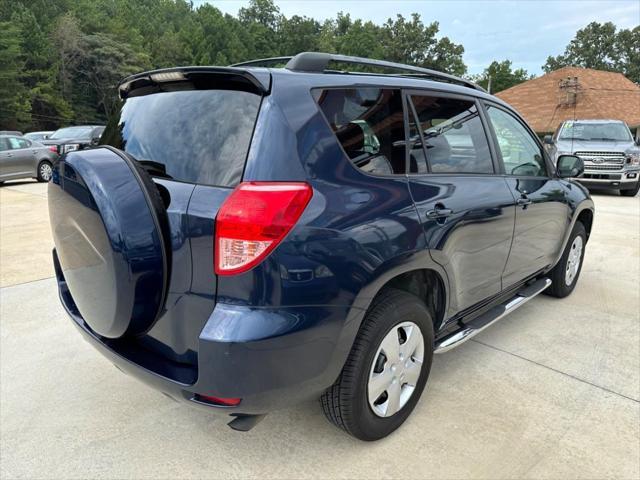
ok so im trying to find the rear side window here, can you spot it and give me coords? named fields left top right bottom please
left=7, top=137, right=30, bottom=149
left=102, top=90, right=261, bottom=186
left=409, top=95, right=493, bottom=174
left=314, top=88, right=406, bottom=175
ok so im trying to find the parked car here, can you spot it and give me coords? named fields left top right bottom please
left=24, top=131, right=54, bottom=142
left=0, top=130, right=23, bottom=136
left=0, top=135, right=58, bottom=183
left=41, top=125, right=105, bottom=154
left=49, top=53, right=594, bottom=441
left=545, top=119, right=640, bottom=196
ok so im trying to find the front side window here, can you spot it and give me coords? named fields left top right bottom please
left=409, top=95, right=493, bottom=174
left=487, top=107, right=547, bottom=177
left=314, top=88, right=406, bottom=175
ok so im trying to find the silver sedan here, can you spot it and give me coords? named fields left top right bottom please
left=0, top=135, right=59, bottom=183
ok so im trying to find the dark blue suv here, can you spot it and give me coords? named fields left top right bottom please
left=49, top=53, right=594, bottom=440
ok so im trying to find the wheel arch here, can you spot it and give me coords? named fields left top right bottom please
left=576, top=208, right=594, bottom=240
left=351, top=258, right=450, bottom=336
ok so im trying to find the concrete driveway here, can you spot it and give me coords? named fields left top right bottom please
left=1, top=181, right=638, bottom=479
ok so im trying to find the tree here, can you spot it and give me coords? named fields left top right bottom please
left=278, top=15, right=321, bottom=55
left=381, top=15, right=466, bottom=76
left=473, top=60, right=534, bottom=93
left=3, top=0, right=472, bottom=131
left=543, top=22, right=640, bottom=83
left=0, top=21, right=31, bottom=129
left=75, top=33, right=150, bottom=118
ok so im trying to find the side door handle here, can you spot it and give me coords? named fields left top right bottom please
left=426, top=205, right=453, bottom=219
left=516, top=195, right=532, bottom=207
left=6, top=153, right=13, bottom=157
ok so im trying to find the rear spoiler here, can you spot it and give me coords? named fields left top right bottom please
left=118, top=66, right=271, bottom=99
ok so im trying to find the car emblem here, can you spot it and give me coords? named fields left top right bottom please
left=591, top=157, right=605, bottom=163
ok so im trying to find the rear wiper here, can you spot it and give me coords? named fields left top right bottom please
left=137, top=159, right=174, bottom=180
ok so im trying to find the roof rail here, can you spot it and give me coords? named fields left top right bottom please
left=231, top=56, right=293, bottom=68
left=233, top=52, right=484, bottom=92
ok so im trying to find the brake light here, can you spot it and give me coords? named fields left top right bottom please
left=48, top=146, right=57, bottom=153
left=215, top=182, right=313, bottom=275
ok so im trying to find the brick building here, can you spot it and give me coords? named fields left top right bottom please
left=496, top=67, right=640, bottom=135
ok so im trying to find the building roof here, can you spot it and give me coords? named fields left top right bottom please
left=496, top=67, right=640, bottom=133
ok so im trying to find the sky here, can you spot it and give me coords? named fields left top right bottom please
left=202, top=0, right=640, bottom=75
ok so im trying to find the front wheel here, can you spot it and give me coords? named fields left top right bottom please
left=321, top=288, right=434, bottom=441
left=546, top=221, right=586, bottom=298
left=37, top=160, right=53, bottom=182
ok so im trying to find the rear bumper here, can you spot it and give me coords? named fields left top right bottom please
left=55, top=255, right=362, bottom=415
left=577, top=169, right=639, bottom=189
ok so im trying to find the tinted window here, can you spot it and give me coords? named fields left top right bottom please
left=487, top=107, right=547, bottom=177
left=101, top=90, right=261, bottom=186
left=409, top=95, right=493, bottom=174
left=314, top=88, right=406, bottom=175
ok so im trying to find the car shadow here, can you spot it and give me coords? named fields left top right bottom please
left=0, top=180, right=39, bottom=188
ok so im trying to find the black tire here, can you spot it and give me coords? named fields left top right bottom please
left=620, top=180, right=640, bottom=197
left=546, top=221, right=586, bottom=298
left=36, top=160, right=53, bottom=182
left=321, top=288, right=434, bottom=441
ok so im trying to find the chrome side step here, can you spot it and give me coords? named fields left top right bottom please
left=434, top=278, right=552, bottom=354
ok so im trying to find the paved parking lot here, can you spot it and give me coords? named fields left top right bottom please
left=1, top=180, right=638, bottom=479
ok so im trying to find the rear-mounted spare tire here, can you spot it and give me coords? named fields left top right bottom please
left=49, top=147, right=171, bottom=339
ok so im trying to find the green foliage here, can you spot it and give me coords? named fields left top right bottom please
left=543, top=22, right=640, bottom=83
left=1, top=0, right=472, bottom=131
left=2, top=1, right=635, bottom=132
left=472, top=60, right=535, bottom=93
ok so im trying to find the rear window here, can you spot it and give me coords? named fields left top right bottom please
left=101, top=90, right=261, bottom=186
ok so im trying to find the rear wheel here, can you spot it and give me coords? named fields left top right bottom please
left=620, top=180, right=640, bottom=197
left=321, top=288, right=434, bottom=441
left=37, top=160, right=52, bottom=182
left=546, top=221, right=586, bottom=298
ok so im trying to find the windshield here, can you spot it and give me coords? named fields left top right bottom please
left=50, top=126, right=93, bottom=140
left=559, top=122, right=631, bottom=142
left=101, top=89, right=261, bottom=187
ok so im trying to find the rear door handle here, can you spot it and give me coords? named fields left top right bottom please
left=516, top=196, right=532, bottom=207
left=426, top=206, right=453, bottom=219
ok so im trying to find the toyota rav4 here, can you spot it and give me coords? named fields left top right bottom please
left=49, top=52, right=594, bottom=441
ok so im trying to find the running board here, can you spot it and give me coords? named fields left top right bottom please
left=434, top=278, right=552, bottom=354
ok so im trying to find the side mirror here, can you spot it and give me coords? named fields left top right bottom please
left=543, top=135, right=554, bottom=145
left=557, top=154, right=584, bottom=178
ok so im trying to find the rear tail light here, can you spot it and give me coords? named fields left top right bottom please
left=215, top=182, right=313, bottom=275
left=48, top=146, right=58, bottom=153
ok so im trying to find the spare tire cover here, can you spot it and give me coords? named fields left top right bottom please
left=49, top=147, right=169, bottom=338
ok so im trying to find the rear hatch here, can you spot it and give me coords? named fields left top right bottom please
left=49, top=68, right=267, bottom=384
